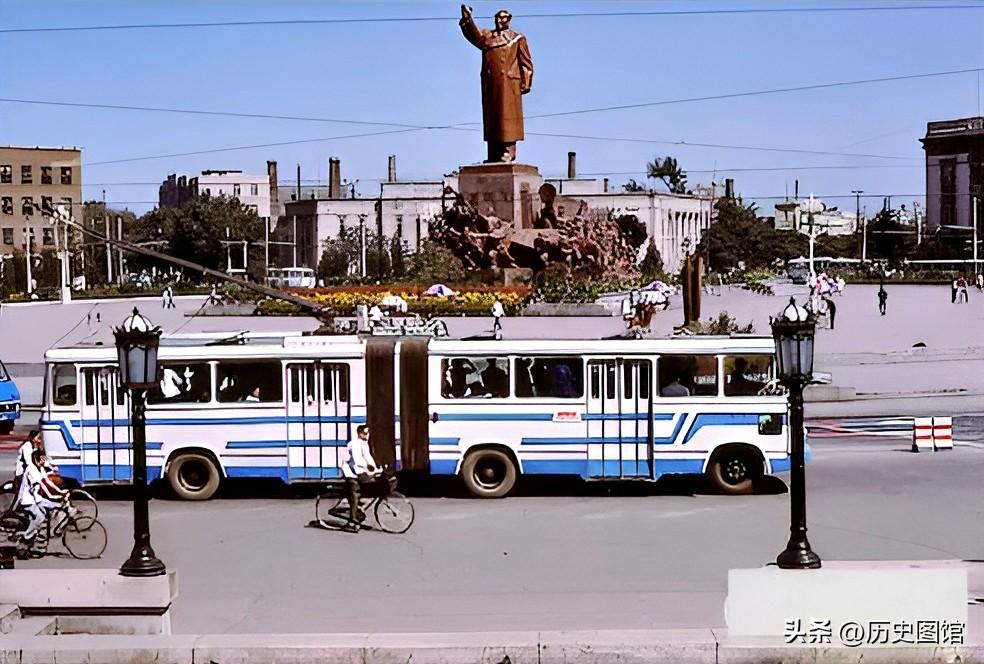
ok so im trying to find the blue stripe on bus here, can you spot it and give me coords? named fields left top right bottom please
left=770, top=457, right=792, bottom=473
left=226, top=466, right=289, bottom=481
left=287, top=467, right=342, bottom=480
left=69, top=415, right=364, bottom=427
left=429, top=437, right=461, bottom=446
left=583, top=413, right=674, bottom=421
left=682, top=414, right=760, bottom=444
left=42, top=420, right=163, bottom=452
left=226, top=439, right=346, bottom=449
left=436, top=413, right=555, bottom=421
left=430, top=459, right=458, bottom=475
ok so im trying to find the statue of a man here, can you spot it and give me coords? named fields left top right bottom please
left=459, top=5, right=533, bottom=163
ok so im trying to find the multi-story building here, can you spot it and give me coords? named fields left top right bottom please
left=921, top=116, right=984, bottom=230
left=276, top=154, right=713, bottom=274
left=773, top=199, right=858, bottom=236
left=159, top=165, right=274, bottom=218
left=0, top=146, right=82, bottom=252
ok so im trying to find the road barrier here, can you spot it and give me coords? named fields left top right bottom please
left=933, top=416, right=954, bottom=450
left=912, top=416, right=953, bottom=452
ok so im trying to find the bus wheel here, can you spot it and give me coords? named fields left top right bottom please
left=167, top=453, right=221, bottom=501
left=707, top=448, right=759, bottom=495
left=461, top=448, right=517, bottom=498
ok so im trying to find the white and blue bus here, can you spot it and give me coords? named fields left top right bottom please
left=39, top=332, right=793, bottom=499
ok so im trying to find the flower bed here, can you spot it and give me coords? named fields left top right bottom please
left=257, top=286, right=530, bottom=317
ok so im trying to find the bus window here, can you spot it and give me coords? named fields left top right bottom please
left=217, top=360, right=283, bottom=403
left=51, top=364, right=77, bottom=406
left=723, top=355, right=772, bottom=396
left=515, top=356, right=583, bottom=399
left=442, top=357, right=509, bottom=398
left=623, top=361, right=651, bottom=400
left=149, top=363, right=212, bottom=404
left=657, top=355, right=718, bottom=397
left=321, top=364, right=349, bottom=403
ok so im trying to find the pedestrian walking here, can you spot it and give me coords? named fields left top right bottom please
left=166, top=285, right=175, bottom=309
left=822, top=296, right=836, bottom=329
left=951, top=277, right=958, bottom=303
left=207, top=285, right=221, bottom=306
left=958, top=275, right=969, bottom=303
left=161, top=286, right=169, bottom=309
left=977, top=273, right=983, bottom=291
left=491, top=298, right=505, bottom=338
left=878, top=286, right=888, bottom=316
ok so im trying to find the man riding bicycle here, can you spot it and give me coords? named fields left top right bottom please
left=19, top=450, right=70, bottom=554
left=341, top=424, right=383, bottom=532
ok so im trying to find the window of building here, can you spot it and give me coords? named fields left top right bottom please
left=20, top=165, right=31, bottom=184
left=1, top=228, right=12, bottom=245
left=51, top=364, right=77, bottom=406
left=0, top=165, right=10, bottom=184
left=60, top=167, right=72, bottom=185
left=149, top=362, right=212, bottom=404
left=250, top=183, right=258, bottom=196
left=60, top=197, right=72, bottom=213
left=1, top=197, right=12, bottom=215
left=40, top=166, right=52, bottom=185
left=216, top=360, right=283, bottom=403
left=658, top=354, right=718, bottom=397
left=41, top=228, right=53, bottom=246
left=395, top=215, right=403, bottom=238
left=441, top=357, right=510, bottom=398
left=204, top=188, right=211, bottom=196
left=40, top=196, right=52, bottom=215
left=723, top=355, right=773, bottom=396
left=21, top=197, right=34, bottom=216
left=940, top=158, right=957, bottom=227
left=233, top=183, right=241, bottom=196
left=515, top=356, right=584, bottom=398
left=248, top=204, right=258, bottom=215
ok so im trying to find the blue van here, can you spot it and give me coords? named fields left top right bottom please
left=0, top=360, right=20, bottom=434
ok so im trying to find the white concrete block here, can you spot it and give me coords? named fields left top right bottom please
left=726, top=561, right=968, bottom=645
left=539, top=629, right=718, bottom=664
left=0, top=569, right=176, bottom=610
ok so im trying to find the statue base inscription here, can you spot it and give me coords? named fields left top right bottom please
left=457, top=162, right=542, bottom=230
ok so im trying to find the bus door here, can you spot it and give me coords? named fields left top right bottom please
left=586, top=359, right=653, bottom=479
left=79, top=367, right=131, bottom=483
left=286, top=362, right=351, bottom=480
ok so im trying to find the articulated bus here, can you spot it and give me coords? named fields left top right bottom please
left=39, top=332, right=793, bottom=499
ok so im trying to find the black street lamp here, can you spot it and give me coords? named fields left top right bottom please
left=114, top=308, right=166, bottom=577
left=770, top=297, right=822, bottom=570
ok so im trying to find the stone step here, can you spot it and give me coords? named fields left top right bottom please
left=4, top=614, right=56, bottom=635
left=0, top=604, right=20, bottom=634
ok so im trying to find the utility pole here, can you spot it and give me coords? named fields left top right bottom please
left=263, top=216, right=270, bottom=282
left=359, top=214, right=367, bottom=278
left=292, top=215, right=298, bottom=267
left=974, top=195, right=979, bottom=280
left=105, top=212, right=113, bottom=284
left=851, top=190, right=863, bottom=258
left=117, top=215, right=124, bottom=283
left=296, top=164, right=301, bottom=202
left=862, top=206, right=868, bottom=263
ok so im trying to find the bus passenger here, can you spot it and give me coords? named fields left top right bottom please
left=341, top=425, right=379, bottom=532
left=480, top=358, right=508, bottom=397
left=661, top=375, right=691, bottom=397
left=727, top=358, right=764, bottom=396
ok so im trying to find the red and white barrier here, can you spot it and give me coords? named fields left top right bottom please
left=912, top=417, right=934, bottom=452
left=932, top=416, right=953, bottom=450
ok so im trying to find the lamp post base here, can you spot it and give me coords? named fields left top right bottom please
left=777, top=542, right=822, bottom=570
left=120, top=547, right=167, bottom=577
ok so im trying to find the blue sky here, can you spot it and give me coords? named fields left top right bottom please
left=1, top=0, right=982, bottom=216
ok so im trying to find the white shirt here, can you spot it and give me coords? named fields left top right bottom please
left=15, top=441, right=32, bottom=478
left=368, top=306, right=384, bottom=322
left=491, top=301, right=505, bottom=318
left=342, top=436, right=377, bottom=478
left=18, top=463, right=45, bottom=507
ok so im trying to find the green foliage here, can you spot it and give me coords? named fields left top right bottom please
left=622, top=179, right=647, bottom=193
left=646, top=156, right=689, bottom=195
left=390, top=235, right=407, bottom=279
left=639, top=238, right=666, bottom=282
left=687, top=311, right=755, bottom=335
left=134, top=195, right=264, bottom=278
left=317, top=227, right=359, bottom=281
left=530, top=264, right=636, bottom=303
left=699, top=198, right=807, bottom=270
left=406, top=243, right=466, bottom=285
left=615, top=214, right=647, bottom=250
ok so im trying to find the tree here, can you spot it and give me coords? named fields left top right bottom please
left=614, top=214, right=647, bottom=250
left=698, top=197, right=807, bottom=270
left=639, top=238, right=665, bottom=281
left=622, top=179, right=647, bottom=193
left=134, top=195, right=264, bottom=278
left=407, top=242, right=465, bottom=284
left=647, top=156, right=689, bottom=195
left=317, top=227, right=359, bottom=281
left=389, top=235, right=407, bottom=280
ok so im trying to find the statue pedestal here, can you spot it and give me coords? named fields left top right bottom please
left=457, top=162, right=543, bottom=230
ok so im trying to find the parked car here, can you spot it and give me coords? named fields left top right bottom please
left=0, top=360, right=21, bottom=435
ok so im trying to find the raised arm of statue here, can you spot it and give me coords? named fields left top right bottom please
left=517, top=35, right=533, bottom=93
left=459, top=4, right=486, bottom=48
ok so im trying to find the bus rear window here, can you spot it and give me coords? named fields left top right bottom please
left=51, top=364, right=76, bottom=406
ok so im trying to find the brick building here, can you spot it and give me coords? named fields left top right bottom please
left=0, top=146, right=82, bottom=251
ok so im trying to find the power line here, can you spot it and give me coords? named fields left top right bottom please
left=3, top=5, right=983, bottom=33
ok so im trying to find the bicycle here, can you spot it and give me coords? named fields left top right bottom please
left=0, top=490, right=106, bottom=560
left=314, top=472, right=415, bottom=534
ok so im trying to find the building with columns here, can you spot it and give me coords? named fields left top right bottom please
left=921, top=116, right=984, bottom=230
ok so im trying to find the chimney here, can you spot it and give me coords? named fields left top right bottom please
left=567, top=151, right=576, bottom=179
left=328, top=157, right=341, bottom=199
left=387, top=155, right=397, bottom=183
left=724, top=178, right=734, bottom=200
left=267, top=160, right=280, bottom=217
left=603, top=178, right=609, bottom=193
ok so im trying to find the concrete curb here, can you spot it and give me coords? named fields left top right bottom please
left=1, top=629, right=981, bottom=664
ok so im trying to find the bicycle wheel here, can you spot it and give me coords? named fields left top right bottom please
left=68, top=489, right=98, bottom=527
left=374, top=492, right=414, bottom=534
left=62, top=519, right=107, bottom=560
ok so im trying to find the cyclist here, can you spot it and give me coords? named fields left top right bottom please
left=341, top=424, right=381, bottom=532
left=11, top=431, right=51, bottom=514
left=19, top=450, right=69, bottom=553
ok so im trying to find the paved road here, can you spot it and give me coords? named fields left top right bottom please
left=3, top=436, right=981, bottom=634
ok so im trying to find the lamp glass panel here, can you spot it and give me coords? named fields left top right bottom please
left=798, top=336, right=814, bottom=377
left=116, top=346, right=130, bottom=385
